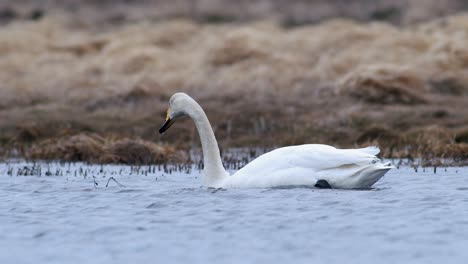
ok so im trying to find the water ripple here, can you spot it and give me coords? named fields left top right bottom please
left=1, top=163, right=468, bottom=264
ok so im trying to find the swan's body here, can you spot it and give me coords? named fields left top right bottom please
left=225, top=145, right=390, bottom=189
left=160, top=93, right=392, bottom=189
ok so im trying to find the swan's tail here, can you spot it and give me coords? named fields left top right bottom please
left=354, top=163, right=392, bottom=188
left=324, top=162, right=393, bottom=189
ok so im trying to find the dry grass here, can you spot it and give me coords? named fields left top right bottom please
left=28, top=134, right=187, bottom=165
left=0, top=13, right=468, bottom=163
left=338, top=65, right=428, bottom=104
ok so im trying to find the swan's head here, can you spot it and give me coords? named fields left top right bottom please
left=159, top=93, right=194, bottom=134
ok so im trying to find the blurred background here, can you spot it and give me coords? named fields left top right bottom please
left=0, top=0, right=467, bottom=164
left=2, top=0, right=468, bottom=25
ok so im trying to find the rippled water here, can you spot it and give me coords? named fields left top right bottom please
left=1, top=162, right=468, bottom=264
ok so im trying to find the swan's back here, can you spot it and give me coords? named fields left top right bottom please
left=226, top=144, right=391, bottom=189
left=235, top=144, right=380, bottom=174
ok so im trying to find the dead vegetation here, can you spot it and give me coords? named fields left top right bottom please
left=28, top=134, right=187, bottom=165
left=0, top=13, right=468, bottom=164
left=338, top=65, right=428, bottom=104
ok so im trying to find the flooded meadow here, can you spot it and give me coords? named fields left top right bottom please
left=1, top=161, right=468, bottom=264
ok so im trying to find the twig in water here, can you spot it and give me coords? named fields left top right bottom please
left=92, top=176, right=99, bottom=188
left=106, top=177, right=125, bottom=188
left=210, top=187, right=225, bottom=193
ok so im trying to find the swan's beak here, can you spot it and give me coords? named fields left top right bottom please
left=159, top=109, right=175, bottom=134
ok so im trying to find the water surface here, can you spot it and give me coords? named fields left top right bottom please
left=1, top=162, right=467, bottom=264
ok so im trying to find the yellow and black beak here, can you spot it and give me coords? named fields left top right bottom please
left=159, top=109, right=175, bottom=134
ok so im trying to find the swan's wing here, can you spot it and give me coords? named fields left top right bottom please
left=356, top=146, right=380, bottom=156
left=228, top=144, right=388, bottom=189
left=285, top=144, right=380, bottom=172
left=232, top=144, right=381, bottom=179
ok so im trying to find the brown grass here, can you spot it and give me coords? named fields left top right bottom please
left=338, top=65, right=428, bottom=104
left=0, top=13, right=468, bottom=164
left=28, top=134, right=187, bottom=165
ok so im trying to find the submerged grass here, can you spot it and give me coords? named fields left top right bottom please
left=0, top=13, right=468, bottom=164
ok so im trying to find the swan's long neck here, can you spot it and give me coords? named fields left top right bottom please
left=186, top=99, right=228, bottom=187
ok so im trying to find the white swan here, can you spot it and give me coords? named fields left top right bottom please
left=159, top=93, right=392, bottom=189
